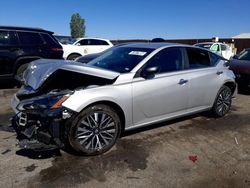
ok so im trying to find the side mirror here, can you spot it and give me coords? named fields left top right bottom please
left=76, top=43, right=81, bottom=46
left=141, top=66, right=159, bottom=79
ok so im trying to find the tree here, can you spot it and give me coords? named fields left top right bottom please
left=70, top=13, right=85, bottom=38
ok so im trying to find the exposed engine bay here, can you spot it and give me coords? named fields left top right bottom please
left=11, top=59, right=118, bottom=150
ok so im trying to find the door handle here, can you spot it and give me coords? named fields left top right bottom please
left=178, top=79, right=188, bottom=85
left=216, top=71, right=223, bottom=75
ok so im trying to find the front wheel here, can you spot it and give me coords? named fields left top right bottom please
left=211, top=85, right=232, bottom=117
left=66, top=104, right=121, bottom=155
left=16, top=63, right=29, bottom=79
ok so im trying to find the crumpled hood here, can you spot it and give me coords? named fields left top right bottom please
left=23, top=59, right=120, bottom=90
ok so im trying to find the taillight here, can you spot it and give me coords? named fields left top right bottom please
left=51, top=48, right=63, bottom=51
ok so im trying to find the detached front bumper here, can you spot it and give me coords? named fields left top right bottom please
left=11, top=95, right=75, bottom=151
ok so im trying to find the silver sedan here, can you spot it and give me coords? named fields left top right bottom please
left=12, top=43, right=236, bottom=155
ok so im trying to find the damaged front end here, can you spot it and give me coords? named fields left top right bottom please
left=12, top=90, right=75, bottom=150
left=11, top=59, right=119, bottom=150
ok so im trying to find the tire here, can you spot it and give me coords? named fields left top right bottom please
left=16, top=63, right=29, bottom=79
left=67, top=54, right=81, bottom=60
left=66, top=104, right=121, bottom=156
left=211, top=85, right=232, bottom=117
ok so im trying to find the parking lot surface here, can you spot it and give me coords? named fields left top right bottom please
left=0, top=89, right=250, bottom=188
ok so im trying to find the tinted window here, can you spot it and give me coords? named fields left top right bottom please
left=144, top=47, right=183, bottom=73
left=187, top=48, right=211, bottom=68
left=18, top=31, right=43, bottom=46
left=221, top=44, right=227, bottom=51
left=89, top=39, right=109, bottom=45
left=88, top=47, right=153, bottom=73
left=0, top=30, right=18, bottom=46
left=209, top=52, right=220, bottom=66
left=41, top=33, right=58, bottom=46
left=78, top=39, right=89, bottom=45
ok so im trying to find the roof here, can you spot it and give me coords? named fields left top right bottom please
left=194, top=42, right=229, bottom=46
left=75, top=37, right=111, bottom=41
left=0, top=26, right=53, bottom=34
left=232, top=33, right=250, bottom=39
left=118, top=42, right=184, bottom=49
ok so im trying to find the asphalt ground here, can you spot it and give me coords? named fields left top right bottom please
left=0, top=88, right=250, bottom=188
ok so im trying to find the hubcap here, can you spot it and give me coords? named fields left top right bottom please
left=76, top=112, right=116, bottom=151
left=216, top=89, right=231, bottom=116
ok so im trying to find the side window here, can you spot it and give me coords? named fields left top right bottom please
left=78, top=39, right=89, bottom=45
left=99, top=40, right=109, bottom=45
left=41, top=33, right=58, bottom=46
left=18, top=31, right=43, bottom=46
left=221, top=44, right=227, bottom=51
left=0, top=30, right=18, bottom=46
left=89, top=39, right=109, bottom=45
left=187, top=48, right=211, bottom=68
left=210, top=44, right=220, bottom=52
left=144, top=47, right=183, bottom=74
left=209, top=52, right=220, bottom=66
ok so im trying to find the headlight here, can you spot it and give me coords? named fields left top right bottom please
left=17, top=92, right=71, bottom=111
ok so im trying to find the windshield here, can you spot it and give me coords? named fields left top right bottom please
left=88, top=47, right=153, bottom=73
left=238, top=49, right=250, bottom=61
left=195, top=43, right=212, bottom=49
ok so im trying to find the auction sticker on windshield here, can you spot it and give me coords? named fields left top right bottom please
left=129, top=51, right=147, bottom=56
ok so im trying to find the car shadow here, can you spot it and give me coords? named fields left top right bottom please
left=16, top=149, right=61, bottom=159
left=0, top=80, right=20, bottom=89
left=122, top=114, right=199, bottom=137
left=238, top=86, right=250, bottom=95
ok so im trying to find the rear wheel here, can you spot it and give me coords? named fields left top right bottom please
left=66, top=104, right=121, bottom=155
left=211, top=85, right=232, bottom=117
left=67, top=54, right=81, bottom=60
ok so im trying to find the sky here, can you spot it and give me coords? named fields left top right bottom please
left=0, top=0, right=250, bottom=40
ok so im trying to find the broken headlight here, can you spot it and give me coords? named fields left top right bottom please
left=17, top=91, right=72, bottom=111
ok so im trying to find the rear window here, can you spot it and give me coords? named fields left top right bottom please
left=187, top=48, right=211, bottom=69
left=18, top=31, right=43, bottom=46
left=41, top=33, right=59, bottom=46
left=0, top=30, right=18, bottom=46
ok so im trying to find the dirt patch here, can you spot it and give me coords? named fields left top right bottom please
left=25, top=164, right=37, bottom=172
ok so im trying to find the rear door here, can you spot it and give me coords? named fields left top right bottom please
left=132, top=47, right=189, bottom=126
left=185, top=48, right=224, bottom=110
left=17, top=31, right=44, bottom=58
left=40, top=33, right=63, bottom=59
left=0, top=30, right=19, bottom=75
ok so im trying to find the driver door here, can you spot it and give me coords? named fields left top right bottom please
left=132, top=47, right=189, bottom=126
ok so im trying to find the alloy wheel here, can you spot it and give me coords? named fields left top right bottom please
left=76, top=112, right=117, bottom=152
left=216, top=88, right=232, bottom=116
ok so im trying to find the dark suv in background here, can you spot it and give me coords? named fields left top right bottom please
left=0, top=26, right=63, bottom=83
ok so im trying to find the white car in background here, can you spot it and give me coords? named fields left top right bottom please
left=62, top=38, right=113, bottom=60
left=194, top=42, right=234, bottom=60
